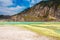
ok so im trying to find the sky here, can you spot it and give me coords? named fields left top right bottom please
left=0, top=0, right=41, bottom=15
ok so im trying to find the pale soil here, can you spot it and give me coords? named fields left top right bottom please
left=0, top=25, right=57, bottom=40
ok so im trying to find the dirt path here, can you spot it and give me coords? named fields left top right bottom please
left=0, top=25, right=56, bottom=40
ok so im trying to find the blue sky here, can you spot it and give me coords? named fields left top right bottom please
left=0, top=0, right=41, bottom=15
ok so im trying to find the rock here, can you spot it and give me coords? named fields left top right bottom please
left=11, top=1, right=60, bottom=22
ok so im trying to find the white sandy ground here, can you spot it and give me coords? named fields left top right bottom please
left=0, top=25, right=57, bottom=40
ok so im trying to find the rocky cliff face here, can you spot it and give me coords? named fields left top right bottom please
left=11, top=1, right=60, bottom=22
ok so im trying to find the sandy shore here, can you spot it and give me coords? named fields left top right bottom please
left=0, top=25, right=57, bottom=40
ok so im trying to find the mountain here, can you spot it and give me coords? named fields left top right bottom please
left=0, top=15, right=11, bottom=22
left=11, top=1, right=60, bottom=22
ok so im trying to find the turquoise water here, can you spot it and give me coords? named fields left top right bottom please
left=0, top=22, right=60, bottom=25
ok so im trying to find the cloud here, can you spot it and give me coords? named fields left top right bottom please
left=8, top=6, right=25, bottom=12
left=0, top=0, right=26, bottom=15
left=0, top=6, right=25, bottom=15
left=0, top=0, right=41, bottom=15
left=0, top=0, right=13, bottom=7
